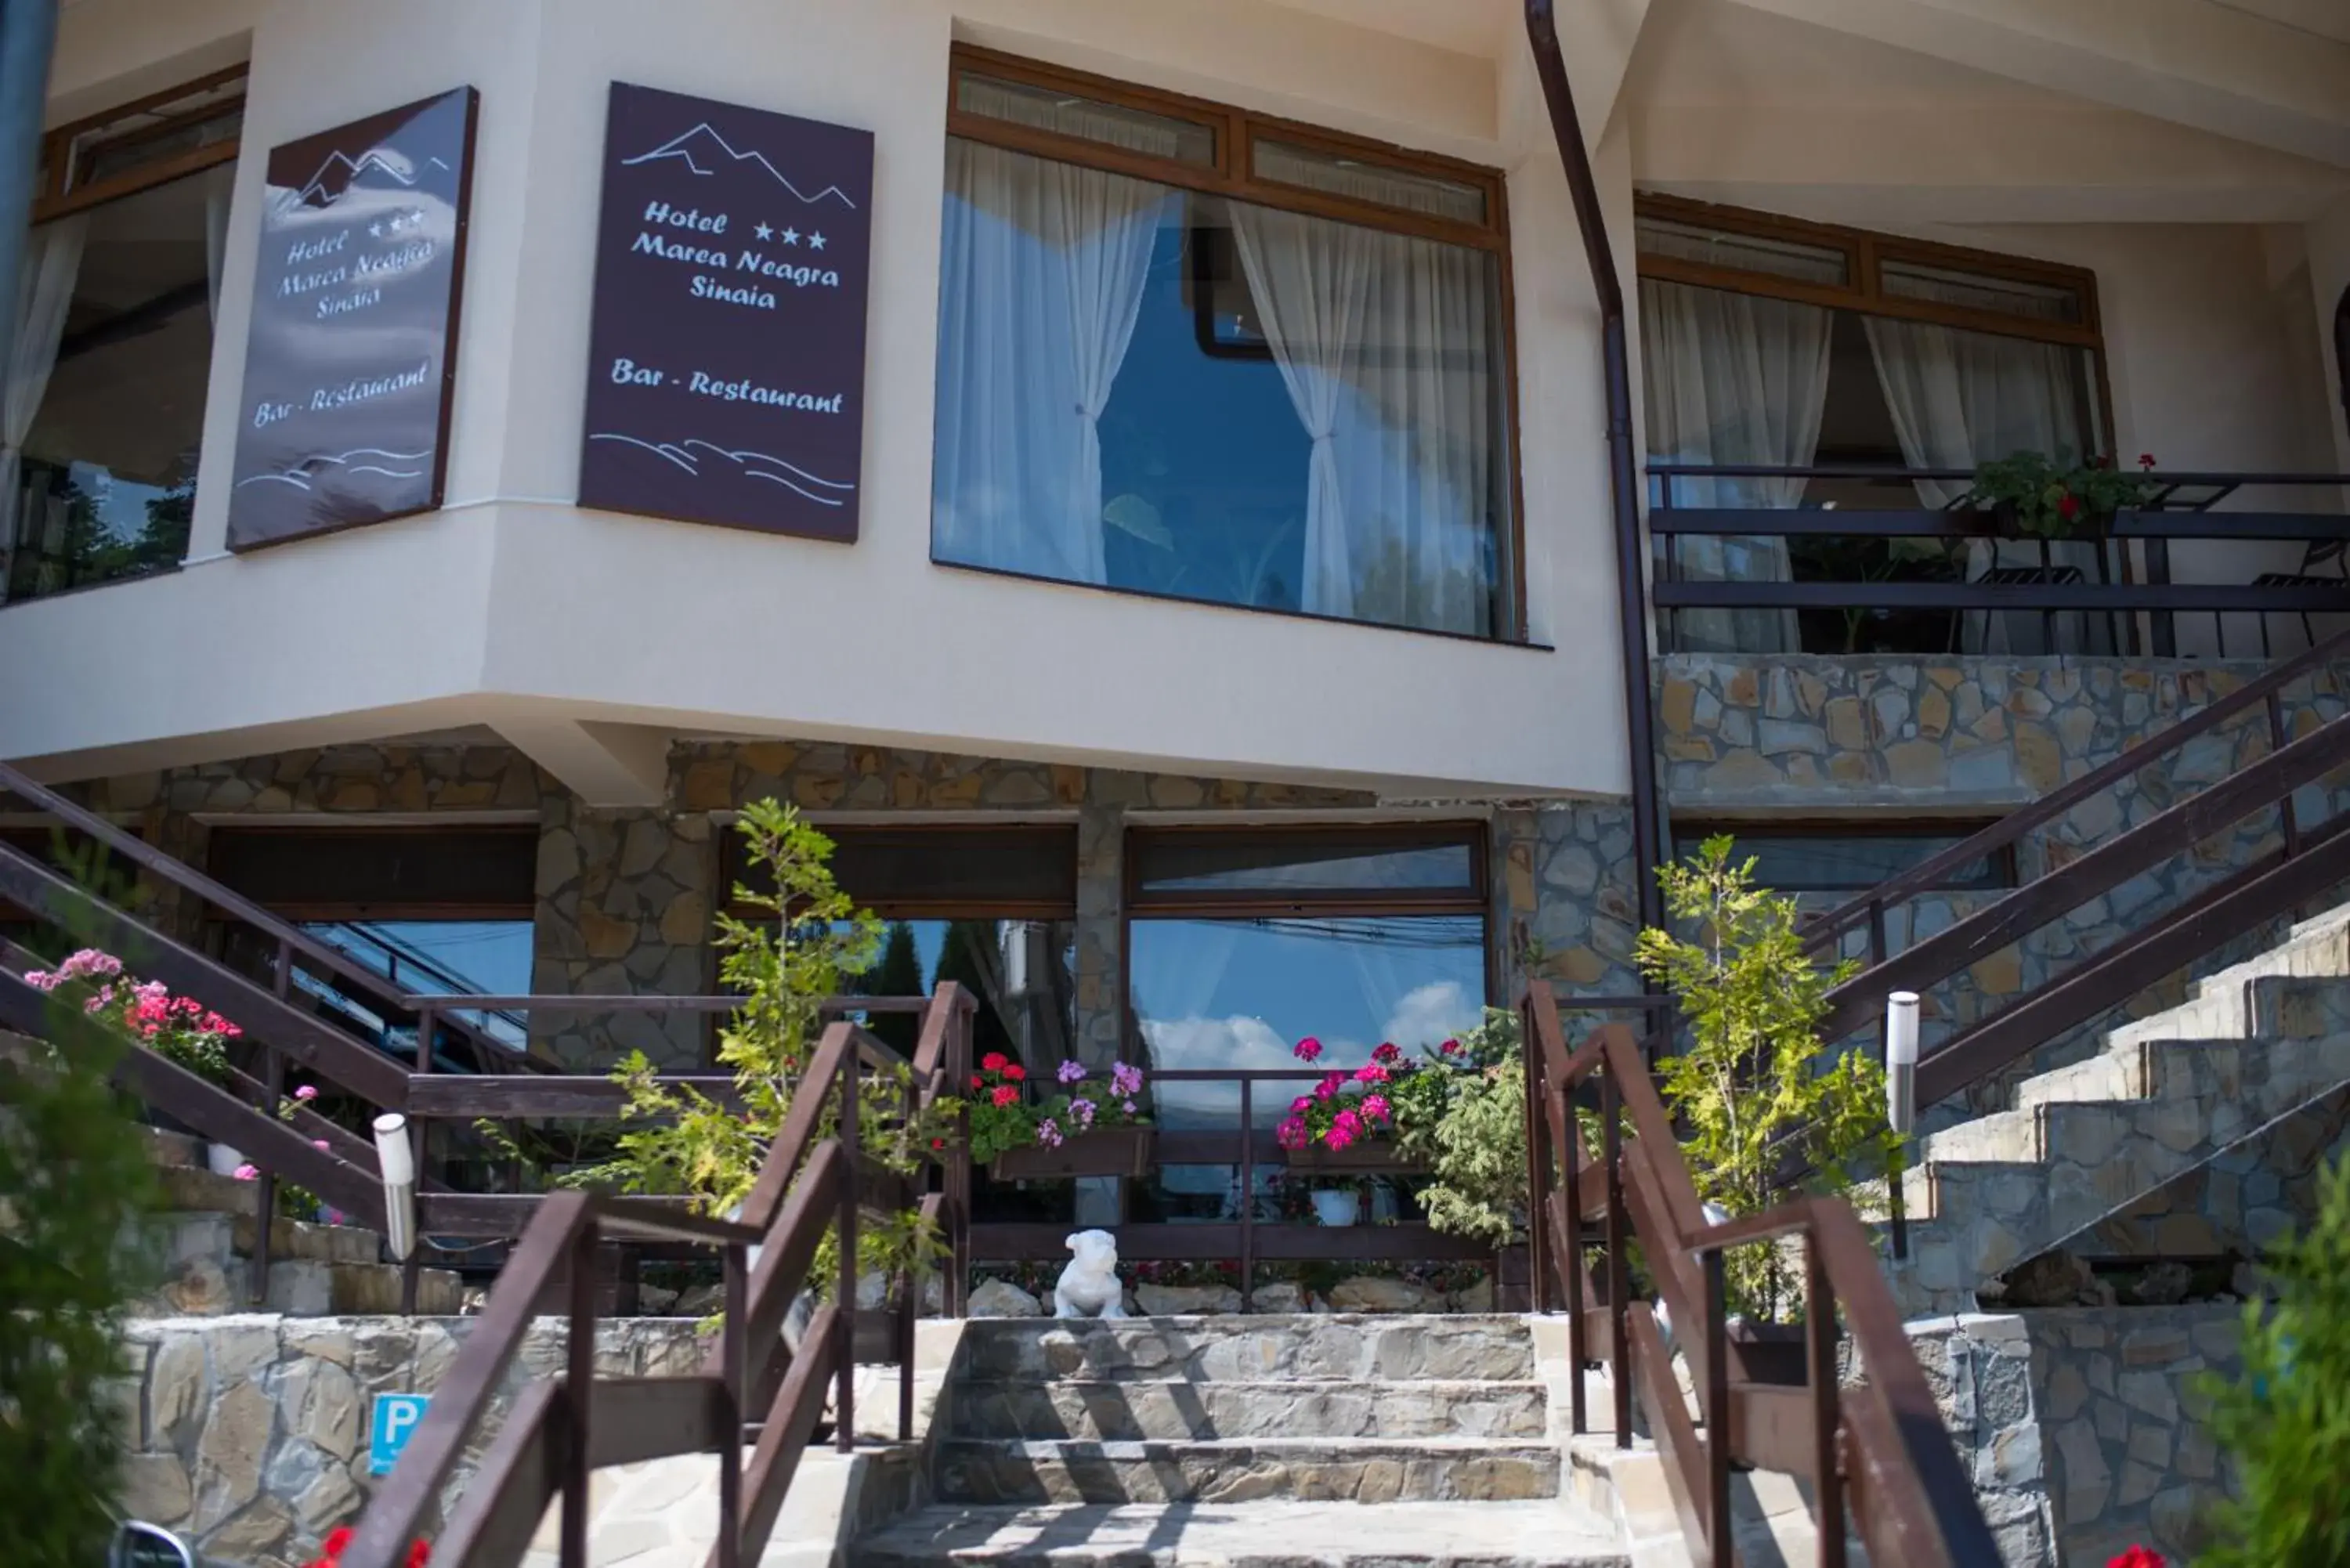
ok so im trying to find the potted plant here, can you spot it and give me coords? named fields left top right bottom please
left=1963, top=448, right=2156, bottom=540
left=1307, top=1180, right=1363, bottom=1227
left=1634, top=837, right=1905, bottom=1384
left=1275, top=1038, right=1427, bottom=1172
left=973, top=1056, right=1155, bottom=1180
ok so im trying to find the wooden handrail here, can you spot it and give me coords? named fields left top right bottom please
left=0, top=760, right=533, bottom=1072
left=1522, top=997, right=2000, bottom=1568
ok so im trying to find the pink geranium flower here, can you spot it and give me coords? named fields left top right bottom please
left=233, top=1164, right=258, bottom=1181
left=1292, top=1037, right=1322, bottom=1063
left=293, top=1085, right=320, bottom=1102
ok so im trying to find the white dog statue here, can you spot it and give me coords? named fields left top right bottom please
left=1054, top=1229, right=1129, bottom=1320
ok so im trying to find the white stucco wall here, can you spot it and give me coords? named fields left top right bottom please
left=1, top=0, right=1636, bottom=800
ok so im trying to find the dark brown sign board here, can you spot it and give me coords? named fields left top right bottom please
left=577, top=83, right=875, bottom=541
left=226, top=87, right=477, bottom=551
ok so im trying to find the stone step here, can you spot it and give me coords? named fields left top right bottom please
left=947, top=1379, right=1549, bottom=1442
left=849, top=1501, right=1630, bottom=1568
left=2192, top=909, right=2350, bottom=1000
left=2106, top=974, right=2350, bottom=1052
left=956, top=1317, right=1536, bottom=1385
left=933, top=1436, right=1562, bottom=1506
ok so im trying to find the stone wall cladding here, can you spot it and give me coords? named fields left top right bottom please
left=530, top=796, right=715, bottom=1069
left=1902, top=1313, right=2060, bottom=1568
left=116, top=1313, right=702, bottom=1568
left=1493, top=802, right=1643, bottom=1003
left=1661, top=652, right=2350, bottom=1124
left=2022, top=1306, right=2241, bottom=1567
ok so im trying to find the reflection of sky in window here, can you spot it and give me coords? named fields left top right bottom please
left=301, top=920, right=534, bottom=1048
left=70, top=461, right=171, bottom=542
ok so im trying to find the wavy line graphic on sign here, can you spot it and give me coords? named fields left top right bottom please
left=619, top=122, right=859, bottom=208
left=589, top=432, right=855, bottom=506
left=234, top=447, right=434, bottom=490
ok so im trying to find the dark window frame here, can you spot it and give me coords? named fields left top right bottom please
left=202, top=825, right=540, bottom=920
left=1125, top=822, right=1488, bottom=918
left=1671, top=818, right=2019, bottom=895
left=943, top=44, right=1528, bottom=640
left=34, top=63, right=247, bottom=224
left=723, top=821, right=1082, bottom=921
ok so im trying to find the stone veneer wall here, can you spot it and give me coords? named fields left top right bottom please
left=1903, top=1313, right=2062, bottom=1568
left=1659, top=652, right=2350, bottom=1140
left=2023, top=1306, right=2242, bottom=1566
left=114, top=1313, right=701, bottom=1568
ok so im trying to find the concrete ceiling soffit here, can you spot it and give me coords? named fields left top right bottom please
left=1719, top=0, right=2350, bottom=169
left=489, top=716, right=671, bottom=808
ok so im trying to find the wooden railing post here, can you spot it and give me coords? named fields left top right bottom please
left=1602, top=1066, right=1632, bottom=1448
left=562, top=1220, right=597, bottom=1568
left=1701, top=1247, right=1730, bottom=1568
left=836, top=1045, right=859, bottom=1453
left=718, top=1241, right=747, bottom=1568
left=1808, top=1224, right=1846, bottom=1568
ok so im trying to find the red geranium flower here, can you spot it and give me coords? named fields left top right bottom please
left=970, top=1074, right=984, bottom=1089
left=981, top=1052, right=1009, bottom=1071
left=990, top=1085, right=1019, bottom=1107
left=2138, top=453, right=2157, bottom=470
left=1002, top=1063, right=1025, bottom=1081
left=2057, top=493, right=2081, bottom=520
left=1372, top=1042, right=1401, bottom=1064
left=2106, top=1548, right=2162, bottom=1568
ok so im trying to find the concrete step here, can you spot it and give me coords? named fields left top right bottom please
left=933, top=1437, right=1562, bottom=1506
left=956, top=1317, right=1536, bottom=1385
left=2106, top=974, right=2350, bottom=1051
left=2193, top=907, right=2350, bottom=999
left=947, top=1379, right=1549, bottom=1442
left=850, top=1501, right=1630, bottom=1568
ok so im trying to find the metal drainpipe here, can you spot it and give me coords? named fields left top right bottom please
left=1524, top=0, right=1665, bottom=935
left=0, top=0, right=61, bottom=378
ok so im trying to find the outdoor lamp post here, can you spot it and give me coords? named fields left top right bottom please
left=1885, top=991, right=1920, bottom=1138
left=374, top=1111, right=418, bottom=1262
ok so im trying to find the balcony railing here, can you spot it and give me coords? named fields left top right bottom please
left=1649, top=464, right=2350, bottom=659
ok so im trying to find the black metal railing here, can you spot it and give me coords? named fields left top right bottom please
left=1650, top=464, right=2350, bottom=659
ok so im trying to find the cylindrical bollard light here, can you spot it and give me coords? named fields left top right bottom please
left=1885, top=990, right=1920, bottom=1138
left=373, top=1112, right=418, bottom=1262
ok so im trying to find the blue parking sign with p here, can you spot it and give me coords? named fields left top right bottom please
left=371, top=1393, right=430, bottom=1476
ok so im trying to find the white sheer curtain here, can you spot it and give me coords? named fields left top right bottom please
left=2, top=216, right=88, bottom=593
left=1862, top=305, right=2095, bottom=653
left=1230, top=205, right=1498, bottom=634
left=933, top=89, right=1178, bottom=585
left=1638, top=277, right=1831, bottom=653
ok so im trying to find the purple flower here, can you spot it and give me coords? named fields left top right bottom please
left=1070, top=1097, right=1097, bottom=1129
left=1110, top=1061, right=1144, bottom=1097
left=1056, top=1060, right=1087, bottom=1086
left=24, top=970, right=56, bottom=992
left=1122, top=1099, right=1138, bottom=1116
left=1036, top=1118, right=1064, bottom=1148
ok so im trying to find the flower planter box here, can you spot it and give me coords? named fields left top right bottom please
left=992, top=1125, right=1155, bottom=1181
left=1284, top=1140, right=1425, bottom=1175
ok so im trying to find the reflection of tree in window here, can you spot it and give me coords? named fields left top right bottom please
left=855, top=919, right=926, bottom=1053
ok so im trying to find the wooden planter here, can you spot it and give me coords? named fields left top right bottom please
left=1283, top=1140, right=1426, bottom=1175
left=991, top=1125, right=1155, bottom=1180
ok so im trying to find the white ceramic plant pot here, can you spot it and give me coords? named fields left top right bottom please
left=1310, top=1189, right=1359, bottom=1227
left=206, top=1143, right=247, bottom=1177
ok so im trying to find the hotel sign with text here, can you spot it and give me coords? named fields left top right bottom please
left=578, top=82, right=876, bottom=541
left=226, top=88, right=477, bottom=551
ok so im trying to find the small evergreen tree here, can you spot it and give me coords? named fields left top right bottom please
left=1634, top=836, right=1900, bottom=1320
left=2198, top=1154, right=2350, bottom=1567
left=859, top=921, right=926, bottom=1054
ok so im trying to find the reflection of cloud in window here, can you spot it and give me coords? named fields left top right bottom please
left=1379, top=980, right=1478, bottom=1051
left=1141, top=1013, right=1299, bottom=1130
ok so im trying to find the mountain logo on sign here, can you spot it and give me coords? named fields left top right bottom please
left=620, top=123, right=859, bottom=208
left=274, top=147, right=451, bottom=211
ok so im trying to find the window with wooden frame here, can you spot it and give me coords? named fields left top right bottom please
left=3, top=67, right=246, bottom=611
left=728, top=822, right=1083, bottom=1064
left=1672, top=818, right=2016, bottom=959
left=1634, top=193, right=2117, bottom=659
left=204, top=825, right=537, bottom=1050
left=933, top=47, right=1522, bottom=641
left=1123, top=824, right=1488, bottom=1220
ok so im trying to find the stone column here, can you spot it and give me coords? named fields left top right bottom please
left=532, top=795, right=714, bottom=1070
left=1070, top=787, right=1126, bottom=1227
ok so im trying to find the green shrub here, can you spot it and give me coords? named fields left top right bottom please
left=2198, top=1154, right=2350, bottom=1567
left=1634, top=835, right=1900, bottom=1321
left=0, top=990, right=159, bottom=1563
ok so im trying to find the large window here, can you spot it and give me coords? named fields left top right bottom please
left=932, top=50, right=1519, bottom=640
left=1125, top=826, right=1488, bottom=1220
left=1636, top=196, right=2114, bottom=656
left=2, top=70, right=243, bottom=608
left=1672, top=819, right=2016, bottom=956
left=206, top=826, right=537, bottom=1064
